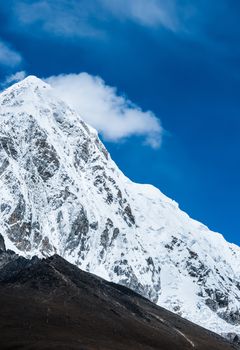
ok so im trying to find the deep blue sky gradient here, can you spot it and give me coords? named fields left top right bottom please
left=0, top=1, right=240, bottom=243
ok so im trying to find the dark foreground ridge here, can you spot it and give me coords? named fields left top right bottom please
left=0, top=249, right=237, bottom=350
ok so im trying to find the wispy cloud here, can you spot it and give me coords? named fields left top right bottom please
left=11, top=0, right=181, bottom=39
left=4, top=70, right=26, bottom=84
left=100, top=0, right=179, bottom=30
left=0, top=40, right=22, bottom=67
left=46, top=73, right=163, bottom=148
left=14, top=0, right=105, bottom=38
left=4, top=0, right=236, bottom=48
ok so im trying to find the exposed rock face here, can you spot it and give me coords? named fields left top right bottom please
left=224, top=333, right=240, bottom=346
left=0, top=235, right=19, bottom=270
left=0, top=76, right=240, bottom=337
left=0, top=234, right=6, bottom=252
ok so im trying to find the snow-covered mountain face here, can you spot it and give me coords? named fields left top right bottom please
left=0, top=76, right=240, bottom=337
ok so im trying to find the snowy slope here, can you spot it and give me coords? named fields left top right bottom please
left=0, top=76, right=240, bottom=337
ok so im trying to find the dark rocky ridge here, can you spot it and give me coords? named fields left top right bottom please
left=0, top=249, right=237, bottom=350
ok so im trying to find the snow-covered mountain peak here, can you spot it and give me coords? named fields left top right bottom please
left=7, top=75, right=50, bottom=91
left=1, top=75, right=51, bottom=101
left=0, top=76, right=51, bottom=117
left=0, top=76, right=240, bottom=339
left=21, top=74, right=45, bottom=84
left=0, top=76, right=99, bottom=138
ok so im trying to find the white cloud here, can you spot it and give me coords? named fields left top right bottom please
left=5, top=71, right=26, bottom=84
left=46, top=73, right=162, bottom=148
left=0, top=40, right=22, bottom=67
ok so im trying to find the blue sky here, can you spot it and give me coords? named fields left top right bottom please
left=0, top=0, right=240, bottom=244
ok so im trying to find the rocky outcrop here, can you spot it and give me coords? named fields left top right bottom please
left=224, top=333, right=240, bottom=346
left=0, top=235, right=20, bottom=271
left=0, top=234, right=6, bottom=252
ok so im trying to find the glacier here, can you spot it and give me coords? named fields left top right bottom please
left=0, top=75, right=240, bottom=337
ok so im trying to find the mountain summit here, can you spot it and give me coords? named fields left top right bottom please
left=0, top=76, right=240, bottom=337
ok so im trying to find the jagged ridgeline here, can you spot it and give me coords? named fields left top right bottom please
left=0, top=76, right=240, bottom=338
